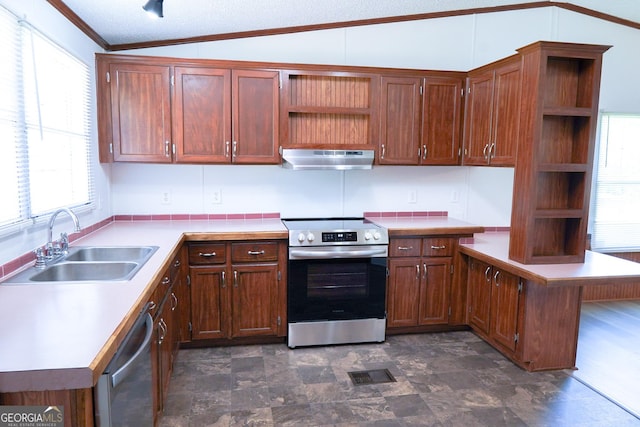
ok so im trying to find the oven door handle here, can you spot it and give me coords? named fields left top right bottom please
left=289, top=247, right=388, bottom=259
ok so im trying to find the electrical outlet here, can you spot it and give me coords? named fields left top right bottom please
left=211, top=189, right=222, bottom=204
left=408, top=189, right=417, bottom=204
left=161, top=191, right=171, bottom=205
left=451, top=190, right=459, bottom=203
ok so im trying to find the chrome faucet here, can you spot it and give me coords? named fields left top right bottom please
left=35, top=208, right=82, bottom=268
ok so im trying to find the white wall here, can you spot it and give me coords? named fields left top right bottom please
left=110, top=6, right=640, bottom=226
left=0, top=0, right=111, bottom=265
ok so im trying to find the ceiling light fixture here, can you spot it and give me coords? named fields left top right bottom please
left=142, top=0, right=164, bottom=18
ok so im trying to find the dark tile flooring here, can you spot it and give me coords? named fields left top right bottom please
left=159, top=331, right=640, bottom=426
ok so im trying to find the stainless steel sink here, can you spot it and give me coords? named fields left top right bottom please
left=65, top=246, right=157, bottom=262
left=2, top=245, right=158, bottom=284
left=29, top=262, right=139, bottom=282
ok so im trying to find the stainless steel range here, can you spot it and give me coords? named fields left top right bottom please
left=282, top=218, right=389, bottom=348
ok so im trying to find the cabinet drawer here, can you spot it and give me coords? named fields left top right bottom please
left=422, top=237, right=456, bottom=257
left=188, top=243, right=226, bottom=265
left=389, top=238, right=422, bottom=257
left=231, top=241, right=278, bottom=262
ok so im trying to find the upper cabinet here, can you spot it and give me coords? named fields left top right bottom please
left=509, top=41, right=610, bottom=264
left=96, top=55, right=279, bottom=164
left=173, top=67, right=279, bottom=164
left=379, top=74, right=464, bottom=165
left=462, top=57, right=521, bottom=166
left=107, top=62, right=173, bottom=163
left=279, top=70, right=380, bottom=149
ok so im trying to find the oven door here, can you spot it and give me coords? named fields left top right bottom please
left=287, top=245, right=387, bottom=323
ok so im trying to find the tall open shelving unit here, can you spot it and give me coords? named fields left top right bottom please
left=509, top=41, right=611, bottom=264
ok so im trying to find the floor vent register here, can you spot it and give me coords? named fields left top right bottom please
left=347, top=369, right=396, bottom=386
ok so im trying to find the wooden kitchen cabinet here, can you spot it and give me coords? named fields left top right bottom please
left=509, top=42, right=610, bottom=264
left=387, top=237, right=455, bottom=330
left=467, top=258, right=521, bottom=354
left=462, top=57, right=521, bottom=166
left=280, top=69, right=380, bottom=149
left=107, top=62, right=172, bottom=163
left=187, top=240, right=286, bottom=342
left=173, top=67, right=280, bottom=164
left=379, top=75, right=463, bottom=165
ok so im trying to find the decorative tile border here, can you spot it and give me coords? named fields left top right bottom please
left=0, top=212, right=281, bottom=279
left=364, top=211, right=448, bottom=218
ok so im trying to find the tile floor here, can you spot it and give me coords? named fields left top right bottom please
left=159, top=331, right=640, bottom=426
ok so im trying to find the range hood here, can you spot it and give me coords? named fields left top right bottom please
left=281, top=149, right=374, bottom=170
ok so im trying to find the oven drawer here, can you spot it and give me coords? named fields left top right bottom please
left=188, top=243, right=226, bottom=264
left=389, top=238, right=421, bottom=257
left=231, top=241, right=279, bottom=262
left=422, top=237, right=456, bottom=257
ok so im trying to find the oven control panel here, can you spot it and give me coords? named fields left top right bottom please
left=322, top=231, right=357, bottom=242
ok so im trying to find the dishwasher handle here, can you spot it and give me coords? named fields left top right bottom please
left=111, top=313, right=153, bottom=389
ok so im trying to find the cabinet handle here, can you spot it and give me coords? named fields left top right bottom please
left=232, top=141, right=237, bottom=157
left=165, top=141, right=170, bottom=157
left=198, top=252, right=216, bottom=257
left=225, top=141, right=230, bottom=157
left=430, top=245, right=446, bottom=250
left=489, top=142, right=496, bottom=159
left=221, top=271, right=226, bottom=288
left=484, top=266, right=491, bottom=283
left=171, top=292, right=178, bottom=311
left=494, top=270, right=500, bottom=286
left=247, top=250, right=265, bottom=256
left=174, top=259, right=181, bottom=267
left=148, top=301, right=156, bottom=311
left=482, top=144, right=489, bottom=160
left=416, top=265, right=420, bottom=279
left=422, top=144, right=427, bottom=160
left=162, top=276, right=170, bottom=285
left=234, top=270, right=238, bottom=288
left=158, top=319, right=167, bottom=344
left=397, top=246, right=413, bottom=251
left=381, top=144, right=385, bottom=159
left=423, top=263, right=427, bottom=279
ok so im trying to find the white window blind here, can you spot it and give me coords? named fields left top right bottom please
left=0, top=6, right=92, bottom=231
left=591, top=113, right=640, bottom=252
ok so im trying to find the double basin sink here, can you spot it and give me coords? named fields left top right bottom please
left=3, top=246, right=158, bottom=284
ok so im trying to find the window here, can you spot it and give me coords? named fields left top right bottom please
left=0, top=6, right=92, bottom=231
left=591, top=113, right=640, bottom=252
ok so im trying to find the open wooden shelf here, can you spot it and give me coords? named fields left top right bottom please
left=509, top=41, right=610, bottom=264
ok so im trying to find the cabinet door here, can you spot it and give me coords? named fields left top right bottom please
left=421, top=77, right=462, bottom=165
left=231, top=263, right=279, bottom=337
left=157, top=296, right=173, bottom=413
left=387, top=258, right=421, bottom=327
left=173, top=67, right=231, bottom=163
left=231, top=70, right=280, bottom=164
left=489, top=269, right=520, bottom=352
left=418, top=258, right=452, bottom=325
left=467, top=258, right=492, bottom=334
left=379, top=76, right=421, bottom=165
left=462, top=71, right=493, bottom=165
left=109, top=63, right=172, bottom=162
left=490, top=61, right=521, bottom=166
left=189, top=266, right=228, bottom=340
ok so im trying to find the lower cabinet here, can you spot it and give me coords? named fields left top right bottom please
left=467, top=258, right=521, bottom=354
left=187, top=240, right=286, bottom=341
left=465, top=255, right=582, bottom=371
left=387, top=237, right=456, bottom=330
left=149, top=250, right=183, bottom=423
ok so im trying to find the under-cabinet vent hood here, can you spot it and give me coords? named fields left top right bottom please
left=281, top=149, right=374, bottom=170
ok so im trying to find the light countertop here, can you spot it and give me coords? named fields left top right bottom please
left=459, top=232, right=640, bottom=287
left=368, top=215, right=485, bottom=236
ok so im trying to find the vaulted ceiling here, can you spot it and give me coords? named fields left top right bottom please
left=46, top=0, right=640, bottom=51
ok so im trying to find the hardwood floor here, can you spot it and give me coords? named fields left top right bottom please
left=573, top=299, right=640, bottom=418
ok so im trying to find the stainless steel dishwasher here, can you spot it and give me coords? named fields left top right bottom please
left=95, top=303, right=154, bottom=426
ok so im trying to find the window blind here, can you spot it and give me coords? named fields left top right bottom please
left=591, top=113, right=640, bottom=252
left=0, top=5, right=93, bottom=231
